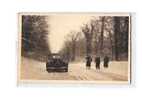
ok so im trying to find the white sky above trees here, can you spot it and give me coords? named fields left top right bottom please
left=48, top=14, right=93, bottom=53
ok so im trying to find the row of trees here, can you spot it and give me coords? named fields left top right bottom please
left=113, top=17, right=129, bottom=60
left=60, top=16, right=129, bottom=61
left=22, top=15, right=50, bottom=61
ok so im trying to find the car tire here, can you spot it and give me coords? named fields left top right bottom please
left=65, top=68, right=68, bottom=72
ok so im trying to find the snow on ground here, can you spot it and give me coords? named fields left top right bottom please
left=20, top=57, right=129, bottom=81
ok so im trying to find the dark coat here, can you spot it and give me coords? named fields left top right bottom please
left=95, top=57, right=100, bottom=69
left=86, top=56, right=92, bottom=67
left=104, top=56, right=109, bottom=68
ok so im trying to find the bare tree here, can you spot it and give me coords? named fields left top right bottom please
left=61, top=31, right=81, bottom=61
left=100, top=16, right=105, bottom=56
left=103, top=17, right=114, bottom=60
left=90, top=19, right=101, bottom=56
left=108, top=30, right=114, bottom=59
left=82, top=23, right=94, bottom=57
left=67, top=31, right=81, bottom=61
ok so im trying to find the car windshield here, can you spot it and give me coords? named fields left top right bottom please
left=52, top=55, right=60, bottom=59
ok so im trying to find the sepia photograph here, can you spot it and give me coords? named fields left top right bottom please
left=18, top=12, right=131, bottom=84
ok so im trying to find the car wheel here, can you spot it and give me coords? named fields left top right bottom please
left=65, top=69, right=68, bottom=72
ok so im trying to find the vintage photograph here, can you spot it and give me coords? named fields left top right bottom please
left=18, top=13, right=131, bottom=84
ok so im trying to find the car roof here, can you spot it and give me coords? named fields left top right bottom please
left=49, top=53, right=60, bottom=56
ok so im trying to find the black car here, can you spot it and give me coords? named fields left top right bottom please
left=46, top=54, right=68, bottom=72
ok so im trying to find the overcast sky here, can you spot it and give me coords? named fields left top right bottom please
left=48, top=14, right=94, bottom=53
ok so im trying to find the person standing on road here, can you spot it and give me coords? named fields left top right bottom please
left=86, top=56, right=92, bottom=69
left=95, top=57, right=100, bottom=70
left=103, top=56, right=109, bottom=68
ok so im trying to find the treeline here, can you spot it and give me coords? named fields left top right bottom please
left=60, top=16, right=130, bottom=61
left=21, top=15, right=50, bottom=61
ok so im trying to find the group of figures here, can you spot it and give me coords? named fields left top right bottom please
left=86, top=56, right=109, bottom=70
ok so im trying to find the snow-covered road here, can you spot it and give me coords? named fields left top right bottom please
left=20, top=57, right=129, bottom=81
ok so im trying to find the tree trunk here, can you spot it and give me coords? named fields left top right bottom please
left=124, top=17, right=129, bottom=58
left=86, top=38, right=92, bottom=56
left=108, top=31, right=114, bottom=60
left=114, top=17, right=121, bottom=61
left=100, top=16, right=105, bottom=57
